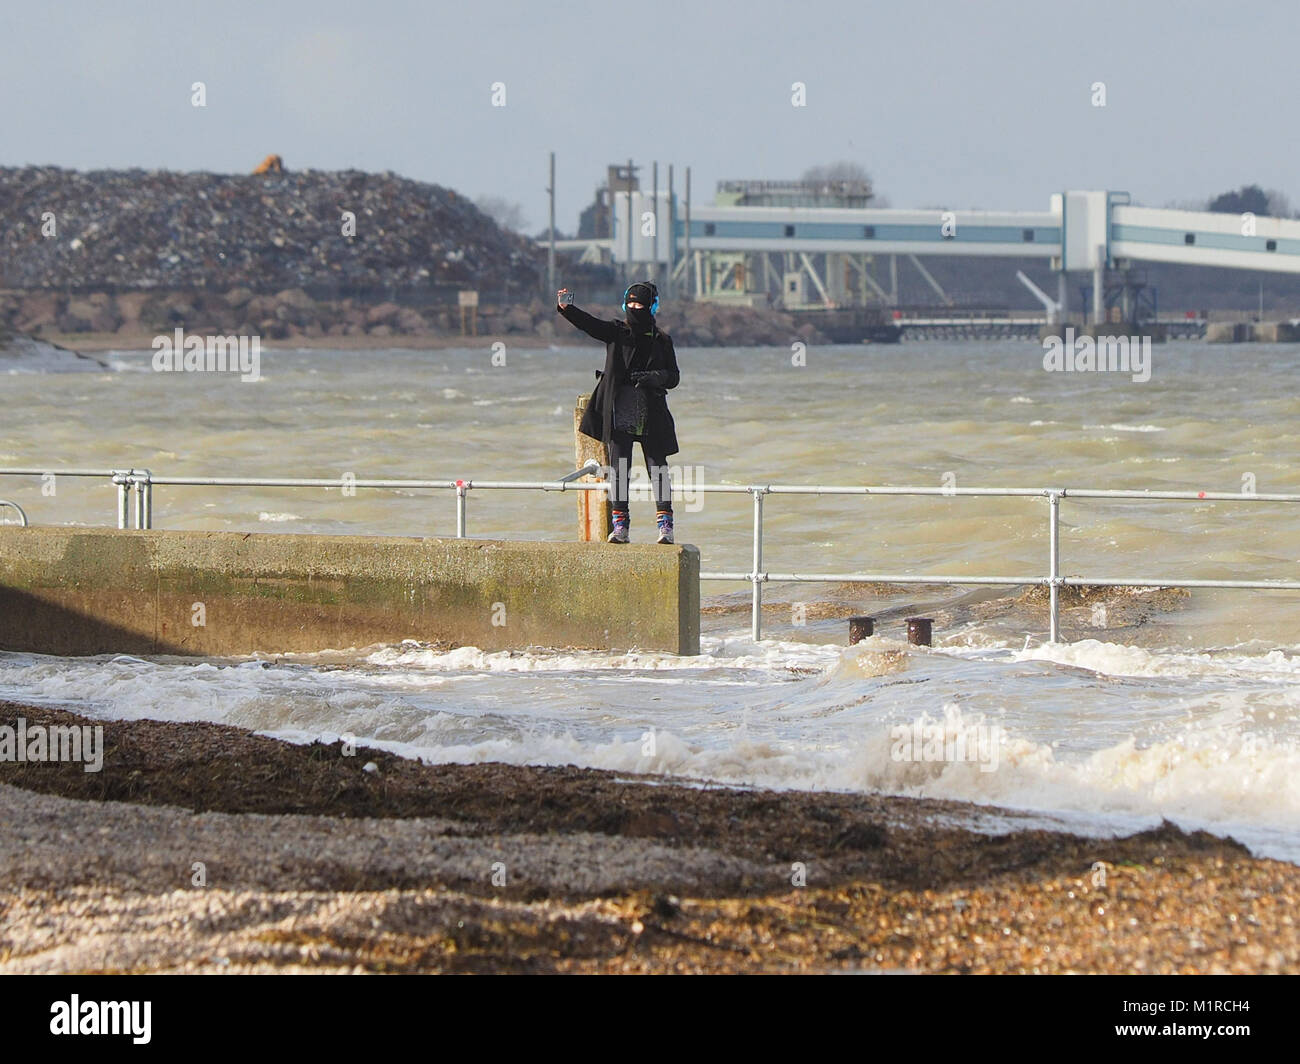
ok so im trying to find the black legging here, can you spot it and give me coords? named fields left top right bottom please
left=607, top=431, right=672, bottom=512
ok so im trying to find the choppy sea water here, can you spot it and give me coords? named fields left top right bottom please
left=3, top=340, right=1300, bottom=861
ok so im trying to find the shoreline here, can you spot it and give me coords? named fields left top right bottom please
left=36, top=329, right=593, bottom=353
left=1, top=700, right=1296, bottom=973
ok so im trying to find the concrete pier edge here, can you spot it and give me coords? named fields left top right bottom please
left=0, top=526, right=701, bottom=657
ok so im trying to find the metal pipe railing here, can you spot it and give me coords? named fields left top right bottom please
left=112, top=470, right=131, bottom=530
left=750, top=487, right=766, bottom=641
left=455, top=480, right=467, bottom=539
left=1048, top=491, right=1061, bottom=644
left=3, top=467, right=1299, bottom=646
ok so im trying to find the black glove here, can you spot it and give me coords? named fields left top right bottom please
left=629, top=370, right=652, bottom=385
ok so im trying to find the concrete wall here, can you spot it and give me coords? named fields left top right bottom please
left=1207, top=321, right=1300, bottom=343
left=0, top=527, right=700, bottom=657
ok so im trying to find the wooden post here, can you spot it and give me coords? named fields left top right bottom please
left=458, top=290, right=478, bottom=336
left=575, top=394, right=610, bottom=541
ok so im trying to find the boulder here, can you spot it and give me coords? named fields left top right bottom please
left=274, top=287, right=315, bottom=310
left=64, top=297, right=122, bottom=333
left=257, top=318, right=289, bottom=340
left=272, top=288, right=317, bottom=327
left=365, top=302, right=401, bottom=326
left=116, top=292, right=151, bottom=328
left=138, top=297, right=177, bottom=330
left=15, top=292, right=61, bottom=331
left=504, top=306, right=534, bottom=333
left=395, top=308, right=427, bottom=333
left=55, top=309, right=93, bottom=333
left=244, top=295, right=275, bottom=320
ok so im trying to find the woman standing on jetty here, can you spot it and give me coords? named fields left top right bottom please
left=557, top=281, right=680, bottom=544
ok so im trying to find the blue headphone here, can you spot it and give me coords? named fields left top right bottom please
left=622, top=283, right=660, bottom=315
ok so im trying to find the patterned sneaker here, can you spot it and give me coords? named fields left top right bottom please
left=608, top=510, right=630, bottom=544
left=655, top=510, right=674, bottom=545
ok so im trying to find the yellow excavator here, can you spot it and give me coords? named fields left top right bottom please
left=252, top=154, right=284, bottom=175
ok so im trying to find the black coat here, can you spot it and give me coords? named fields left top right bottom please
left=560, top=303, right=681, bottom=456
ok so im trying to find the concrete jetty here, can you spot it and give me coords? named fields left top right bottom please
left=1037, top=321, right=1166, bottom=343
left=0, top=527, right=700, bottom=656
left=1206, top=321, right=1300, bottom=343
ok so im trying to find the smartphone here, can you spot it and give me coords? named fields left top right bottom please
left=558, top=290, right=574, bottom=306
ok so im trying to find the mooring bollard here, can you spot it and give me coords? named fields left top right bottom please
left=906, top=617, right=933, bottom=646
left=575, top=394, right=611, bottom=541
left=848, top=615, right=875, bottom=644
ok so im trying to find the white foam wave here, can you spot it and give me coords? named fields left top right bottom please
left=363, top=635, right=843, bottom=675
left=4, top=636, right=1300, bottom=862
left=1009, top=639, right=1300, bottom=681
left=1082, top=423, right=1167, bottom=433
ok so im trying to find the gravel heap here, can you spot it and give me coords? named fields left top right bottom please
left=3, top=701, right=1297, bottom=974
left=0, top=166, right=541, bottom=293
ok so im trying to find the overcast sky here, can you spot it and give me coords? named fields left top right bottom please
left=1, top=0, right=1294, bottom=231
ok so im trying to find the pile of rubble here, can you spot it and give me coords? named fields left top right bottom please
left=0, top=166, right=541, bottom=293
left=0, top=166, right=832, bottom=346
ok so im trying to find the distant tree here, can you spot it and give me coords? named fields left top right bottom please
left=475, top=196, right=527, bottom=231
left=1264, top=188, right=1294, bottom=218
left=1208, top=185, right=1272, bottom=216
left=800, top=161, right=877, bottom=201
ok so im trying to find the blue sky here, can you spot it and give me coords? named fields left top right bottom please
left=1, top=0, right=1292, bottom=231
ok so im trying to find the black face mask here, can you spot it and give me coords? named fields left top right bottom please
left=625, top=306, right=653, bottom=330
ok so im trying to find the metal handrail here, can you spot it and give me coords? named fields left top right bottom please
left=2, top=466, right=1298, bottom=645
left=0, top=500, right=28, bottom=526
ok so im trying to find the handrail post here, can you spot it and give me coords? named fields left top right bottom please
left=1048, top=490, right=1062, bottom=643
left=132, top=469, right=153, bottom=530
left=455, top=480, right=468, bottom=538
left=112, top=470, right=131, bottom=529
left=751, top=486, right=767, bottom=641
